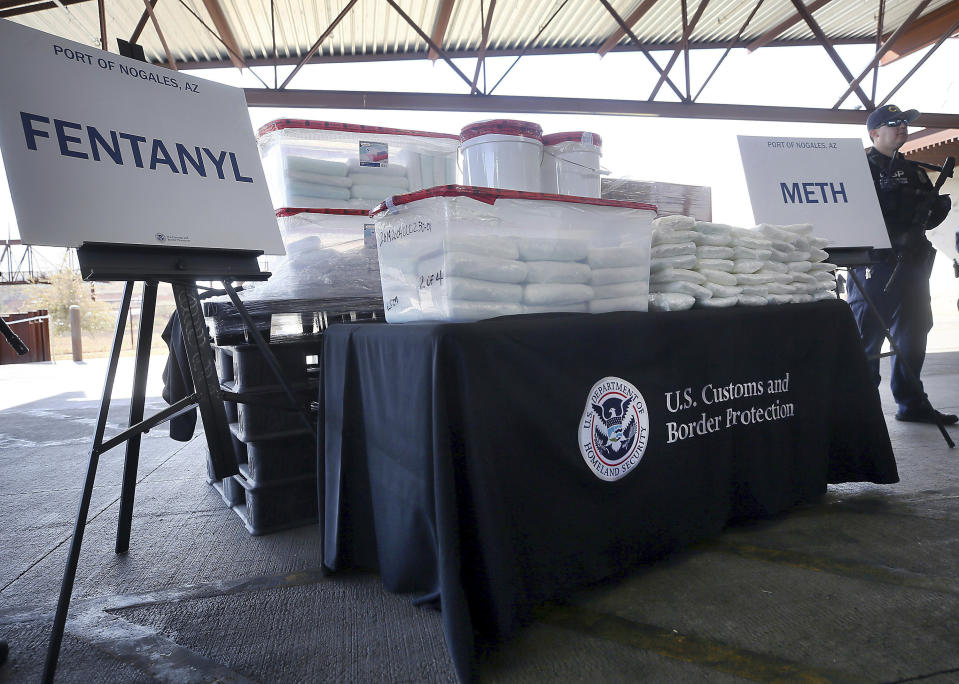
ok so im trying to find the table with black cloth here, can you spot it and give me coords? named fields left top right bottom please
left=319, top=299, right=898, bottom=682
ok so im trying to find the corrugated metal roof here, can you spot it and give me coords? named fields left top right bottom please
left=5, top=0, right=954, bottom=69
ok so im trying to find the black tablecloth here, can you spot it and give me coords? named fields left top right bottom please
left=320, top=300, right=897, bottom=682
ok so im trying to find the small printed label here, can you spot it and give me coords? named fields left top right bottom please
left=155, top=232, right=190, bottom=244
left=364, top=223, right=376, bottom=248
left=359, top=141, right=388, bottom=167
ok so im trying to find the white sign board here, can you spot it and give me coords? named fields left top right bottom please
left=737, top=136, right=890, bottom=249
left=0, top=20, right=284, bottom=254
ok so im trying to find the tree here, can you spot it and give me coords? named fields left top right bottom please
left=25, top=267, right=114, bottom=333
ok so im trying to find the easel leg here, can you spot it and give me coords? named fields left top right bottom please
left=43, top=282, right=134, bottom=684
left=846, top=268, right=954, bottom=448
left=116, top=281, right=158, bottom=554
left=171, top=281, right=237, bottom=479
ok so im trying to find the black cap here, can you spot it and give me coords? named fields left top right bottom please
left=866, top=104, right=919, bottom=130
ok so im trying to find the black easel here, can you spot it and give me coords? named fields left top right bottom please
left=829, top=246, right=954, bottom=449
left=42, top=242, right=315, bottom=683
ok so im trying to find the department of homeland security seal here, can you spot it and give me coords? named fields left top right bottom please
left=579, top=376, right=649, bottom=481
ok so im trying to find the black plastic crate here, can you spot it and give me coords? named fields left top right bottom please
left=215, top=346, right=234, bottom=383
left=211, top=474, right=246, bottom=507
left=205, top=336, right=323, bottom=534
left=203, top=425, right=248, bottom=484
left=230, top=340, right=321, bottom=393
left=236, top=400, right=313, bottom=442
left=231, top=468, right=318, bottom=536
left=245, top=433, right=317, bottom=483
left=220, top=379, right=240, bottom=423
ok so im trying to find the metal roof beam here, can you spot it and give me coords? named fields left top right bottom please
left=279, top=0, right=359, bottom=90
left=682, top=0, right=691, bottom=101
left=880, top=0, right=959, bottom=65
left=176, top=0, right=270, bottom=88
left=487, top=0, right=570, bottom=95
left=649, top=0, right=711, bottom=101
left=901, top=128, right=959, bottom=155
left=879, top=13, right=959, bottom=107
left=694, top=0, right=765, bottom=102
left=243, top=87, right=959, bottom=129
left=833, top=0, right=930, bottom=109
left=130, top=0, right=158, bottom=44
left=200, top=0, right=245, bottom=70
left=0, top=0, right=88, bottom=18
left=746, top=0, right=834, bottom=52
left=871, top=0, right=885, bottom=104
left=97, top=0, right=105, bottom=49
left=48, top=0, right=99, bottom=44
left=386, top=0, right=476, bottom=92
left=0, top=0, right=54, bottom=8
left=428, top=0, right=456, bottom=61
left=168, top=37, right=876, bottom=70
left=598, top=0, right=687, bottom=102
left=470, top=0, right=496, bottom=95
left=597, top=0, right=658, bottom=57
left=143, top=0, right=176, bottom=70
left=790, top=0, right=872, bottom=110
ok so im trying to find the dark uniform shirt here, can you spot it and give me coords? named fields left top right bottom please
left=866, top=148, right=948, bottom=256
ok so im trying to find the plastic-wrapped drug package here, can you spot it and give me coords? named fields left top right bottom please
left=257, top=120, right=460, bottom=211
left=203, top=208, right=384, bottom=345
left=371, top=185, right=656, bottom=323
left=602, top=178, right=712, bottom=221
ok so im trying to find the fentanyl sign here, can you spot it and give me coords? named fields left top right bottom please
left=737, top=135, right=890, bottom=250
left=0, top=19, right=283, bottom=254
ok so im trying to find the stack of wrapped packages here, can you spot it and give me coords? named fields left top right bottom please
left=283, top=158, right=460, bottom=208
left=257, top=120, right=460, bottom=211
left=390, top=235, right=649, bottom=321
left=648, top=215, right=837, bottom=312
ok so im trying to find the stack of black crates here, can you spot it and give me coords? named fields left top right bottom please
left=209, top=337, right=322, bottom=535
left=203, top=298, right=383, bottom=535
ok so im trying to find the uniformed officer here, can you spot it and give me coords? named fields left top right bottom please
left=846, top=104, right=956, bottom=424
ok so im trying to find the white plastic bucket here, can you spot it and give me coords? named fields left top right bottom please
left=460, top=120, right=544, bottom=192
left=461, top=133, right=543, bottom=192
left=541, top=133, right=605, bottom=198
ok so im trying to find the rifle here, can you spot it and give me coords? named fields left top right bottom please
left=883, top=155, right=955, bottom=293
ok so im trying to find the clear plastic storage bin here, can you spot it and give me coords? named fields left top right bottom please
left=371, top=186, right=656, bottom=323
left=257, top=120, right=460, bottom=211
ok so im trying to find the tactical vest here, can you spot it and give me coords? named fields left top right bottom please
left=867, top=147, right=934, bottom=241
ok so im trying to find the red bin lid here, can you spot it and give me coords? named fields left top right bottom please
left=257, top=119, right=459, bottom=140
left=542, top=131, right=602, bottom=148
left=459, top=119, right=543, bottom=142
left=371, top=185, right=656, bottom=216
left=275, top=208, right=371, bottom=217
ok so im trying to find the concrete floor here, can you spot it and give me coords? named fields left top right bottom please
left=0, top=350, right=958, bottom=683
